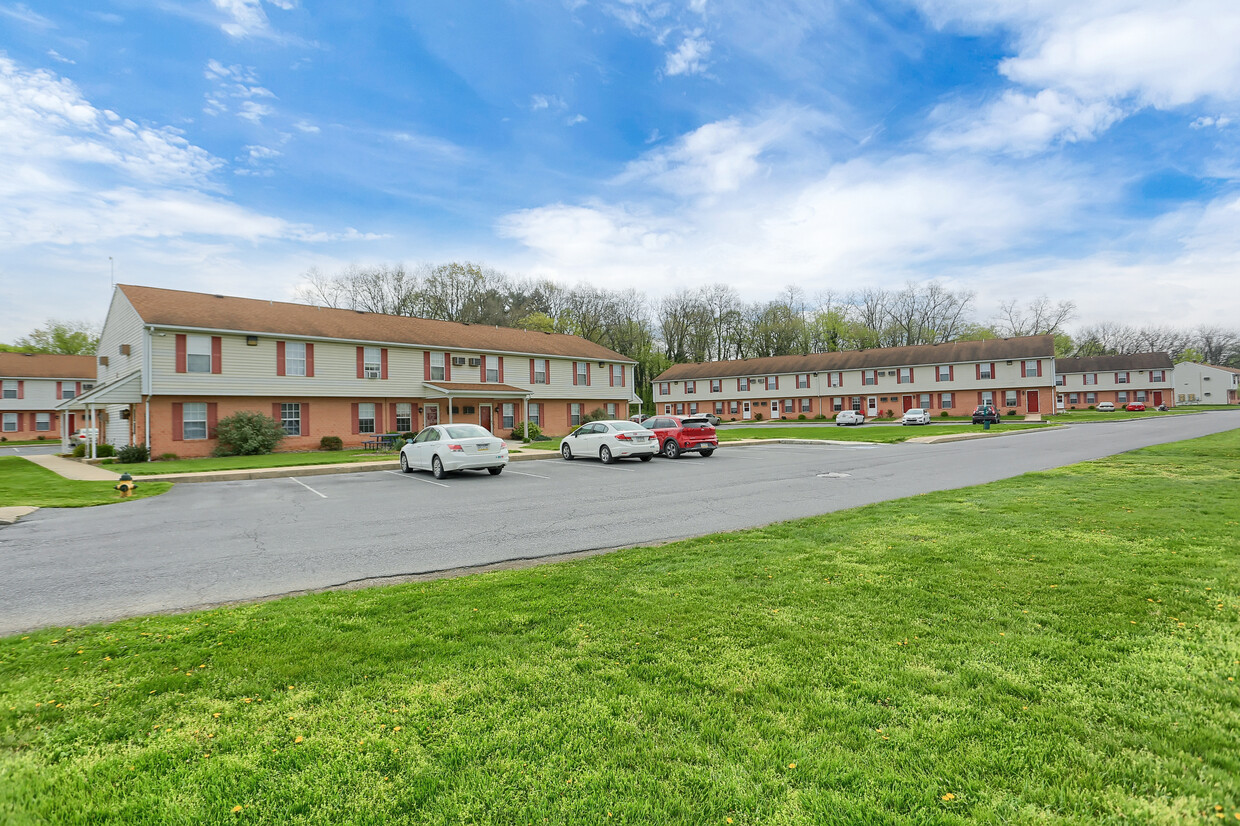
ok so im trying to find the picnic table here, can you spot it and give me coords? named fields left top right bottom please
left=363, top=433, right=404, bottom=451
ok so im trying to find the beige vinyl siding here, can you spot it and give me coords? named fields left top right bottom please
left=0, top=378, right=57, bottom=410
left=96, top=292, right=146, bottom=386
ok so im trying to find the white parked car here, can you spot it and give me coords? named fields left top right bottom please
left=835, top=410, right=865, bottom=426
left=901, top=408, right=931, bottom=425
left=561, top=420, right=658, bottom=463
left=399, top=424, right=508, bottom=479
left=1096, top=402, right=1116, bottom=412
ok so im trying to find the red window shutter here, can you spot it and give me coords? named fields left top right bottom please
left=586, top=363, right=592, bottom=386
left=376, top=401, right=386, bottom=433
left=211, top=337, right=222, bottom=374
left=207, top=403, right=218, bottom=437
left=498, top=356, right=504, bottom=384
left=16, top=380, right=22, bottom=399
left=172, top=403, right=183, bottom=441
left=1035, top=361, right=1042, bottom=377
left=529, top=359, right=535, bottom=383
left=620, top=366, right=626, bottom=387
left=480, top=358, right=486, bottom=382
left=774, top=376, right=779, bottom=390
left=949, top=366, right=954, bottom=381
left=609, top=365, right=615, bottom=387
left=56, top=382, right=62, bottom=400
left=175, top=335, right=187, bottom=373
left=76, top=381, right=82, bottom=396
left=356, top=347, right=365, bottom=378
left=351, top=403, right=360, bottom=435
left=1021, top=362, right=1027, bottom=378
left=975, top=364, right=981, bottom=380
left=301, top=404, right=310, bottom=435
left=977, top=392, right=983, bottom=405
left=276, top=341, right=286, bottom=376
left=381, top=349, right=389, bottom=380
left=390, top=403, right=400, bottom=431
left=909, top=368, right=914, bottom=382
left=424, top=351, right=432, bottom=380
left=444, top=354, right=451, bottom=381
left=272, top=403, right=282, bottom=421
left=306, top=343, right=315, bottom=377
left=991, top=363, right=996, bottom=378
left=573, top=363, right=578, bottom=386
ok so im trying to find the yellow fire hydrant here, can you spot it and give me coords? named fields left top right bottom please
left=115, top=473, right=137, bottom=497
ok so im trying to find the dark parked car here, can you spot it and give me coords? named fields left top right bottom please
left=641, top=415, right=718, bottom=458
left=972, top=405, right=1000, bottom=424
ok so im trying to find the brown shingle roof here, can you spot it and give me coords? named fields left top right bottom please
left=1055, top=353, right=1173, bottom=373
left=654, top=335, right=1055, bottom=382
left=0, top=353, right=97, bottom=380
left=118, top=285, right=632, bottom=362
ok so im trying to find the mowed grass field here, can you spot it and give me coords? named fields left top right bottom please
left=0, top=457, right=171, bottom=508
left=2, top=430, right=1238, bottom=824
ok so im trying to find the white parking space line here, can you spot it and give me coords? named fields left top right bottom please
left=506, top=469, right=550, bottom=479
left=289, top=477, right=328, bottom=498
left=546, top=461, right=639, bottom=472
left=384, top=470, right=451, bottom=488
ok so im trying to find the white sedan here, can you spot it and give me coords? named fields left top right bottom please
left=399, top=424, right=508, bottom=479
left=835, top=410, right=865, bottom=426
left=560, top=420, right=658, bottom=463
left=901, top=408, right=931, bottom=425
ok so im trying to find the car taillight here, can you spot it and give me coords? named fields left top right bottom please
left=448, top=443, right=464, bottom=452
left=615, top=433, right=632, bottom=441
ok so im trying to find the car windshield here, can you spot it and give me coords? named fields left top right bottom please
left=443, top=425, right=492, bottom=439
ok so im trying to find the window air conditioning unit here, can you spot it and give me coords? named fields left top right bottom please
left=451, top=357, right=466, bottom=366
left=468, top=358, right=481, bottom=367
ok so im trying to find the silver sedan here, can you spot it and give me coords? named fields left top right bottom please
left=560, top=420, right=658, bottom=464
left=400, top=424, right=508, bottom=479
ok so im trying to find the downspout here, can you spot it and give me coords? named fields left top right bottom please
left=144, top=325, right=154, bottom=459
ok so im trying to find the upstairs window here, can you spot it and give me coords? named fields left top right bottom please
left=977, top=363, right=993, bottom=380
left=796, top=374, right=809, bottom=389
left=612, top=364, right=626, bottom=386
left=937, top=365, right=951, bottom=382
left=897, top=368, right=912, bottom=384
left=863, top=370, right=877, bottom=386
left=430, top=352, right=445, bottom=381
left=285, top=342, right=307, bottom=376
left=1023, top=359, right=1041, bottom=377
left=60, top=382, right=76, bottom=399
left=1150, top=369, right=1166, bottom=382
left=658, top=382, right=670, bottom=396
left=766, top=376, right=778, bottom=390
left=485, top=356, right=499, bottom=383
left=533, top=359, right=548, bottom=384
left=187, top=334, right=213, bottom=373
left=829, top=372, right=842, bottom=387
left=363, top=347, right=381, bottom=379
left=738, top=378, right=750, bottom=391
left=1083, top=373, right=1097, bottom=385
left=575, top=362, right=589, bottom=386
left=1115, top=372, right=1130, bottom=384
left=685, top=381, right=696, bottom=394
left=2, top=381, right=18, bottom=399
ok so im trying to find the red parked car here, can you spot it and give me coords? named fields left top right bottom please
left=1125, top=402, right=1146, bottom=411
left=640, top=415, right=718, bottom=458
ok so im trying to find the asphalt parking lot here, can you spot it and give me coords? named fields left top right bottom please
left=3, top=411, right=1238, bottom=635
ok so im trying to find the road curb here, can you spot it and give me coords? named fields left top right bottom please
left=0, top=506, right=38, bottom=525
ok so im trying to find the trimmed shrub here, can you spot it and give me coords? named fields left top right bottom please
left=213, top=411, right=286, bottom=456
left=72, top=444, right=85, bottom=458
left=797, top=414, right=808, bottom=421
left=96, top=444, right=115, bottom=457
left=1006, top=409, right=1017, bottom=416
left=753, top=413, right=764, bottom=421
left=581, top=407, right=609, bottom=424
left=116, top=444, right=150, bottom=464
left=320, top=436, right=344, bottom=451
left=401, top=432, right=416, bottom=441
left=160, top=453, right=179, bottom=461
left=36, top=435, right=46, bottom=440
left=940, top=411, right=950, bottom=417
left=509, top=422, right=542, bottom=442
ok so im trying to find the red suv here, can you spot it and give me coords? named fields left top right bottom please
left=641, top=415, right=718, bottom=458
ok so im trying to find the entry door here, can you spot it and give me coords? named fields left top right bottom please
left=743, top=401, right=751, bottom=418
left=480, top=404, right=492, bottom=432
left=1027, top=391, right=1040, bottom=413
left=770, top=399, right=780, bottom=419
left=866, top=397, right=877, bottom=415
left=424, top=404, right=439, bottom=426
left=902, top=395, right=915, bottom=412
left=1152, top=391, right=1163, bottom=406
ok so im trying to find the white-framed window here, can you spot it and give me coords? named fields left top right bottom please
left=528, top=403, right=541, bottom=426
left=430, top=352, right=446, bottom=381
left=1024, top=360, right=1041, bottom=377
left=2, top=380, right=17, bottom=399
left=766, top=376, right=778, bottom=390
left=898, top=368, right=912, bottom=384
left=363, top=347, right=381, bottom=379
left=501, top=403, right=515, bottom=430
left=1116, top=372, right=1129, bottom=384
left=980, top=391, right=994, bottom=405
left=829, top=372, right=842, bottom=387
left=940, top=392, right=953, bottom=409
left=1083, top=373, right=1097, bottom=385
left=863, top=370, right=877, bottom=386
left=358, top=403, right=376, bottom=433
left=937, top=365, right=951, bottom=381
left=570, top=403, right=583, bottom=425
left=183, top=402, right=208, bottom=440
left=685, top=381, right=696, bottom=394
left=485, top=356, right=499, bottom=383
left=396, top=403, right=412, bottom=432
left=710, top=379, right=721, bottom=393
left=1005, top=390, right=1018, bottom=407
left=575, top=362, right=588, bottom=385
left=1069, top=393, right=1079, bottom=404
left=2, top=412, right=17, bottom=432
left=658, top=382, right=669, bottom=396
left=738, top=378, right=750, bottom=391
left=533, top=359, right=548, bottom=384
left=612, top=365, right=625, bottom=386
left=801, top=398, right=811, bottom=412
left=606, top=402, right=617, bottom=418
left=850, top=397, right=862, bottom=411
left=832, top=397, right=844, bottom=412
left=1136, top=390, right=1147, bottom=402
left=729, top=401, right=738, bottom=413
left=1150, top=370, right=1166, bottom=382
left=285, top=342, right=307, bottom=376
left=1055, top=375, right=1065, bottom=386
left=1086, top=392, right=1097, bottom=404
left=919, top=393, right=931, bottom=408
left=60, top=383, right=76, bottom=399
left=187, top=334, right=212, bottom=373
left=796, top=374, right=809, bottom=389
left=978, top=363, right=993, bottom=380
left=1117, top=391, right=1128, bottom=403
left=689, top=402, right=698, bottom=414
left=280, top=403, right=302, bottom=436
left=676, top=403, right=685, bottom=415
left=35, top=412, right=51, bottom=431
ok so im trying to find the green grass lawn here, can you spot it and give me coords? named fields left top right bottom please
left=110, top=450, right=394, bottom=476
left=0, top=438, right=60, bottom=447
left=718, top=422, right=1051, bottom=443
left=3, top=431, right=1239, bottom=824
left=0, top=456, right=171, bottom=508
left=1047, top=405, right=1234, bottom=422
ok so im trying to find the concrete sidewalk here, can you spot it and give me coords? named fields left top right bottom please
left=22, top=454, right=122, bottom=481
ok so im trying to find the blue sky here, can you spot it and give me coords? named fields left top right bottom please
left=2, top=0, right=1238, bottom=342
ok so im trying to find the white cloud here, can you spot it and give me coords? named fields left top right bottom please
left=530, top=93, right=566, bottom=111
left=46, top=49, right=75, bottom=65
left=212, top=0, right=271, bottom=38
left=664, top=31, right=711, bottom=76
left=566, top=114, right=587, bottom=126
left=928, top=89, right=1122, bottom=155
left=238, top=100, right=274, bottom=124
left=1191, top=115, right=1232, bottom=130
left=203, top=60, right=277, bottom=123
left=0, top=3, right=54, bottom=28
left=293, top=119, right=320, bottom=133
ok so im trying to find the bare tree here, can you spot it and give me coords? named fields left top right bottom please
left=700, top=284, right=742, bottom=362
left=1195, top=326, right=1240, bottom=365
left=993, top=296, right=1077, bottom=337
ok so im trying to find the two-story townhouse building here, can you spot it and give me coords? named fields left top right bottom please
left=65, top=285, right=637, bottom=458
left=0, top=353, right=96, bottom=442
left=1053, top=354, right=1175, bottom=410
left=653, top=335, right=1056, bottom=420
left=1172, top=362, right=1240, bottom=405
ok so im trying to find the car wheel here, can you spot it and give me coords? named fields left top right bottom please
left=600, top=445, right=614, bottom=464
left=699, top=449, right=714, bottom=457
left=639, top=454, right=653, bottom=462
left=432, top=456, right=445, bottom=479
left=663, top=440, right=680, bottom=459
left=561, top=443, right=573, bottom=460
left=399, top=453, right=411, bottom=473
left=488, top=466, right=503, bottom=476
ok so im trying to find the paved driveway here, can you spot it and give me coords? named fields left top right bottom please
left=2, top=412, right=1237, bottom=634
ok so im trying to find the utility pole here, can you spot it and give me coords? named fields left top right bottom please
left=109, top=256, right=114, bottom=287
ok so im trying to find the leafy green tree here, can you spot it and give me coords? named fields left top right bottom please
left=14, top=319, right=100, bottom=355
left=1175, top=347, right=1205, bottom=364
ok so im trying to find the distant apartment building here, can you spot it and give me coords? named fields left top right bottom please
left=0, top=353, right=95, bottom=441
left=1053, top=353, right=1175, bottom=409
left=1172, top=362, right=1240, bottom=405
